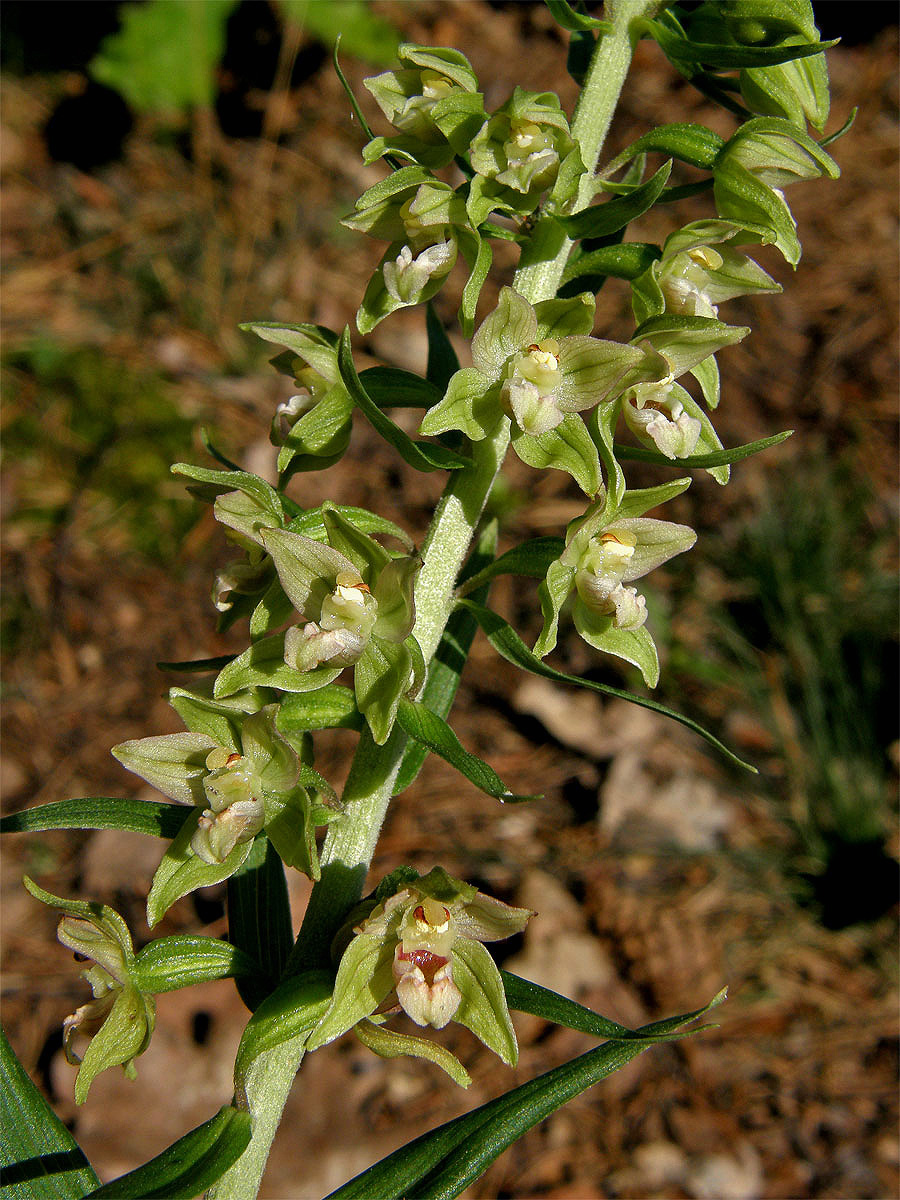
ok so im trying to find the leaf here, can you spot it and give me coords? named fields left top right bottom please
left=457, top=537, right=565, bottom=597
left=0, top=797, right=188, bottom=840
left=426, top=303, right=461, bottom=393
left=0, top=1024, right=100, bottom=1200
left=545, top=0, right=610, bottom=33
left=89, top=0, right=236, bottom=113
left=220, top=834, right=292, bottom=1012
left=613, top=429, right=793, bottom=469
left=555, top=160, right=673, bottom=240
left=457, top=600, right=756, bottom=772
left=605, top=123, right=725, bottom=172
left=133, top=936, right=260, bottom=993
left=560, top=242, right=661, bottom=290
left=501, top=971, right=688, bottom=1041
left=276, top=685, right=363, bottom=735
left=511, top=415, right=602, bottom=496
left=84, top=1106, right=252, bottom=1200
left=326, top=994, right=725, bottom=1200
left=170, top=463, right=284, bottom=526
left=337, top=330, right=471, bottom=472
left=354, top=637, right=414, bottom=746
left=640, top=18, right=837, bottom=69
left=357, top=367, right=443, bottom=409
left=394, top=522, right=497, bottom=795
left=232, top=971, right=333, bottom=1101
left=396, top=699, right=538, bottom=804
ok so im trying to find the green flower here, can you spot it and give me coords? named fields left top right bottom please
left=261, top=506, right=423, bottom=744
left=362, top=44, right=482, bottom=169
left=240, top=322, right=354, bottom=482
left=23, top=878, right=155, bottom=1104
left=420, top=286, right=644, bottom=493
left=536, top=481, right=697, bottom=685
left=113, top=705, right=339, bottom=924
left=469, top=87, right=581, bottom=215
left=343, top=166, right=483, bottom=332
left=632, top=219, right=781, bottom=326
left=307, top=867, right=533, bottom=1066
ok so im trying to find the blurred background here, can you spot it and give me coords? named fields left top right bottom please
left=1, top=2, right=897, bottom=1197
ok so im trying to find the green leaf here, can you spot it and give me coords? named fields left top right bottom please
left=233, top=970, right=334, bottom=1098
left=355, top=1019, right=472, bottom=1088
left=545, top=0, right=610, bottom=32
left=133, top=936, right=260, bottom=993
left=394, top=522, right=497, bottom=795
left=288, top=504, right=415, bottom=551
left=640, top=17, right=836, bottom=69
left=0, top=1024, right=100, bottom=1200
left=84, top=1105, right=252, bottom=1200
left=157, top=654, right=235, bottom=674
left=326, top=994, right=725, bottom=1200
left=214, top=634, right=343, bottom=698
left=500, top=971, right=688, bottom=1041
left=555, top=160, right=673, bottom=239
left=613, top=428, right=793, bottom=469
left=225, top=833, right=294, bottom=1011
left=89, top=0, right=236, bottom=112
left=396, top=699, right=538, bottom=803
left=146, top=812, right=253, bottom=929
left=457, top=600, right=756, bottom=772
left=560, top=242, right=661, bottom=290
left=606, top=123, right=725, bottom=172
left=277, top=685, right=363, bottom=735
left=458, top=236, right=493, bottom=337
left=170, top=463, right=284, bottom=526
left=357, top=367, right=443, bottom=409
left=426, top=304, right=462, bottom=393
left=457, top=536, right=565, bottom=597
left=0, top=797, right=188, bottom=840
left=337, top=330, right=471, bottom=471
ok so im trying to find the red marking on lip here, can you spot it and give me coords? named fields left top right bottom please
left=396, top=946, right=449, bottom=984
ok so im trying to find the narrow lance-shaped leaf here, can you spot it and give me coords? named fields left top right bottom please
left=226, top=834, right=294, bottom=1012
left=613, top=428, right=793, bottom=469
left=83, top=1106, right=252, bottom=1200
left=0, top=1024, right=100, bottom=1200
left=555, top=159, right=673, bottom=240
left=337, top=329, right=471, bottom=472
left=133, top=936, right=260, bottom=993
left=457, top=600, right=756, bottom=772
left=397, top=699, right=539, bottom=803
left=326, top=993, right=725, bottom=1200
left=0, top=797, right=189, bottom=840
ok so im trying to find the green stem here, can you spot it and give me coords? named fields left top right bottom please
left=209, top=6, right=655, bottom=1195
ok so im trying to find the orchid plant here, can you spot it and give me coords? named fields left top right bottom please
left=2, top=2, right=843, bottom=1197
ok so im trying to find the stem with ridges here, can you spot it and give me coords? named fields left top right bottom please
left=209, top=5, right=657, bottom=1195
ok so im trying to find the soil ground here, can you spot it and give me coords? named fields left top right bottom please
left=2, top=4, right=898, bottom=1198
